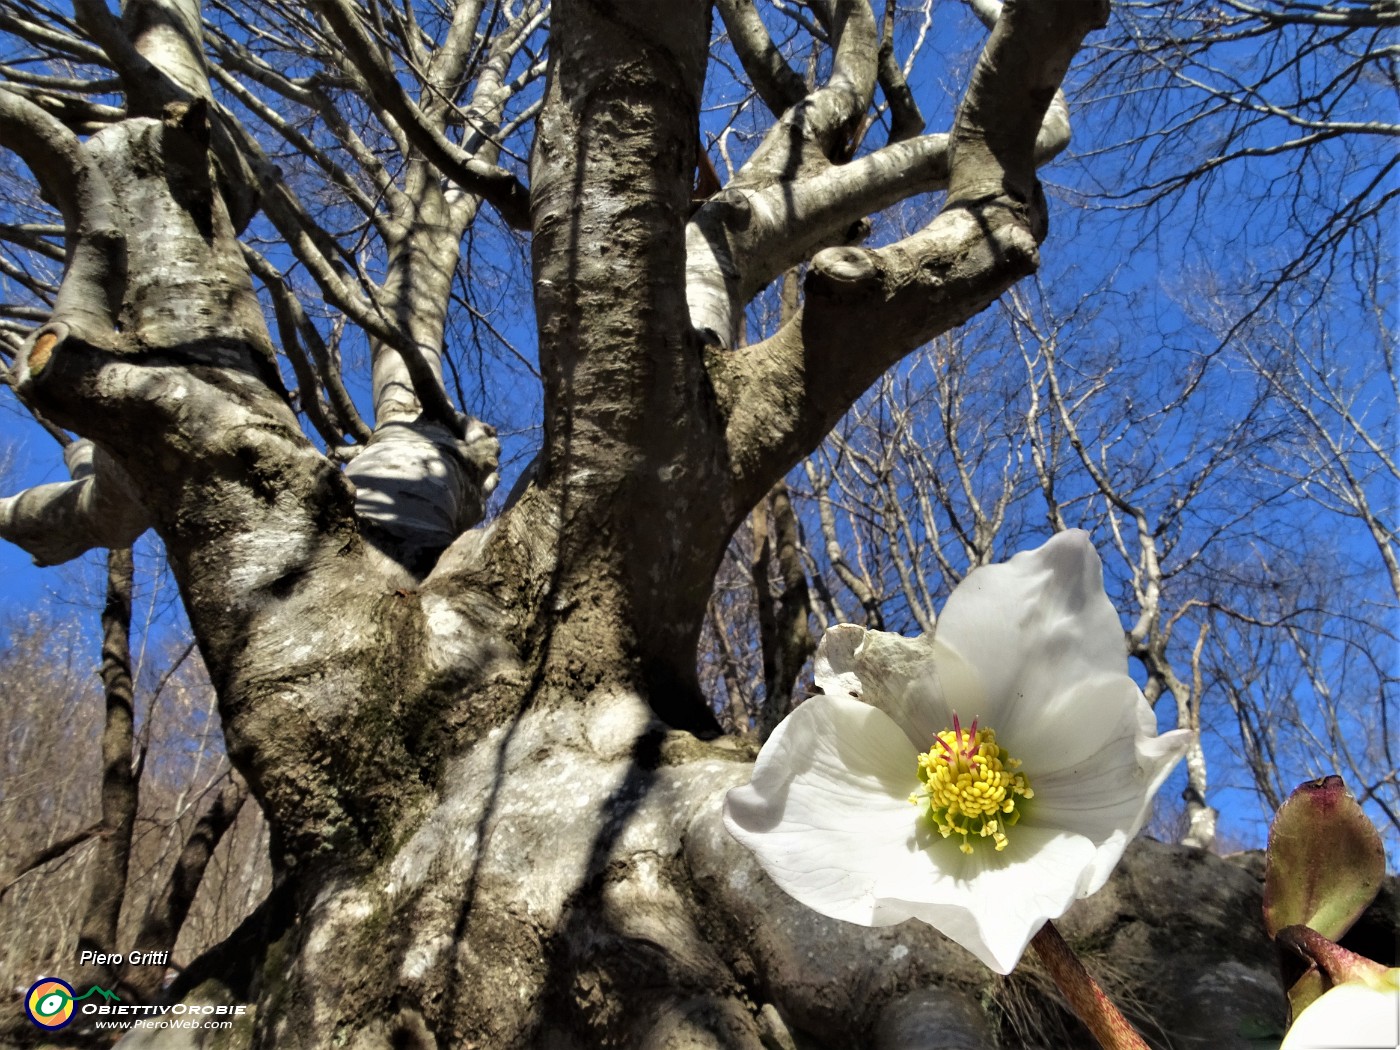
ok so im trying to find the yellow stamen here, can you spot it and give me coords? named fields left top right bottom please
left=908, top=717, right=1033, bottom=855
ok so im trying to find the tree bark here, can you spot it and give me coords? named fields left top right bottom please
left=753, top=483, right=815, bottom=740
left=0, top=1, right=1120, bottom=1045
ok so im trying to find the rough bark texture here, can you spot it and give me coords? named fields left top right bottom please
left=515, top=0, right=733, bottom=735
left=110, top=781, right=1400, bottom=1049
left=0, top=440, right=149, bottom=564
left=752, top=482, right=815, bottom=739
left=9, top=1, right=1311, bottom=1047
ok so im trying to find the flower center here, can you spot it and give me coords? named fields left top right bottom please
left=909, top=715, right=1034, bottom=855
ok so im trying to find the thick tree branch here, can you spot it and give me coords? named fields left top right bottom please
left=426, top=0, right=545, bottom=133
left=346, top=416, right=500, bottom=574
left=687, top=133, right=947, bottom=346
left=0, top=438, right=150, bottom=564
left=947, top=0, right=1098, bottom=207
left=0, top=88, right=123, bottom=334
left=712, top=0, right=1108, bottom=504
left=0, top=77, right=125, bottom=134
left=124, top=0, right=209, bottom=102
left=422, top=0, right=490, bottom=95
left=731, top=0, right=879, bottom=187
left=1, top=57, right=432, bottom=861
left=875, top=0, right=924, bottom=143
left=0, top=86, right=88, bottom=226
left=687, top=0, right=1081, bottom=349
left=71, top=0, right=204, bottom=116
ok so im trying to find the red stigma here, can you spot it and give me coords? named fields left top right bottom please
left=939, top=714, right=981, bottom=764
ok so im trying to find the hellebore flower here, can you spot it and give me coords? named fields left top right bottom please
left=724, top=530, right=1190, bottom=974
left=1280, top=970, right=1400, bottom=1050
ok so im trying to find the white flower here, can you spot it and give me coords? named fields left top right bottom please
left=1280, top=971, right=1400, bottom=1050
left=724, top=530, right=1190, bottom=974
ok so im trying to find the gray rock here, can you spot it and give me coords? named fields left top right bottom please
left=688, top=818, right=1399, bottom=1049
left=874, top=989, right=997, bottom=1050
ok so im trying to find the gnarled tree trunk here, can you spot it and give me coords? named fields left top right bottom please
left=0, top=1, right=1163, bottom=1045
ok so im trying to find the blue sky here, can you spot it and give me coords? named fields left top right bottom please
left=0, top=0, right=1395, bottom=862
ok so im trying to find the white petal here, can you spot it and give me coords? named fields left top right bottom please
left=1280, top=976, right=1400, bottom=1050
left=998, top=675, right=1147, bottom=777
left=934, top=531, right=1143, bottom=764
left=875, top=825, right=1100, bottom=974
left=734, top=534, right=1194, bottom=981
left=726, top=690, right=1108, bottom=974
left=1032, top=728, right=1191, bottom=895
left=724, top=693, right=927, bottom=926
left=813, top=624, right=970, bottom=748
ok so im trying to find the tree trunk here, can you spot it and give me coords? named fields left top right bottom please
left=0, top=1, right=1134, bottom=1045
left=74, top=547, right=137, bottom=992
left=126, top=719, right=1308, bottom=1050
left=753, top=483, right=815, bottom=740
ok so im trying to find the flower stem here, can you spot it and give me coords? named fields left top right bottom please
left=1277, top=924, right=1391, bottom=986
left=1030, top=920, right=1152, bottom=1050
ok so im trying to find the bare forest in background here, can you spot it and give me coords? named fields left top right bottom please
left=0, top=0, right=1393, bottom=1042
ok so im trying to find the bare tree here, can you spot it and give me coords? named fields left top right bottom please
left=1080, top=0, right=1397, bottom=337
left=765, top=264, right=1396, bottom=860
left=1061, top=0, right=1399, bottom=848
left=0, top=0, right=1126, bottom=1043
left=73, top=547, right=140, bottom=987
left=1192, top=276, right=1400, bottom=840
left=0, top=606, right=105, bottom=977
left=0, top=573, right=254, bottom=1011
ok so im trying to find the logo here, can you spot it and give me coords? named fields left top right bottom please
left=23, top=978, right=121, bottom=1030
